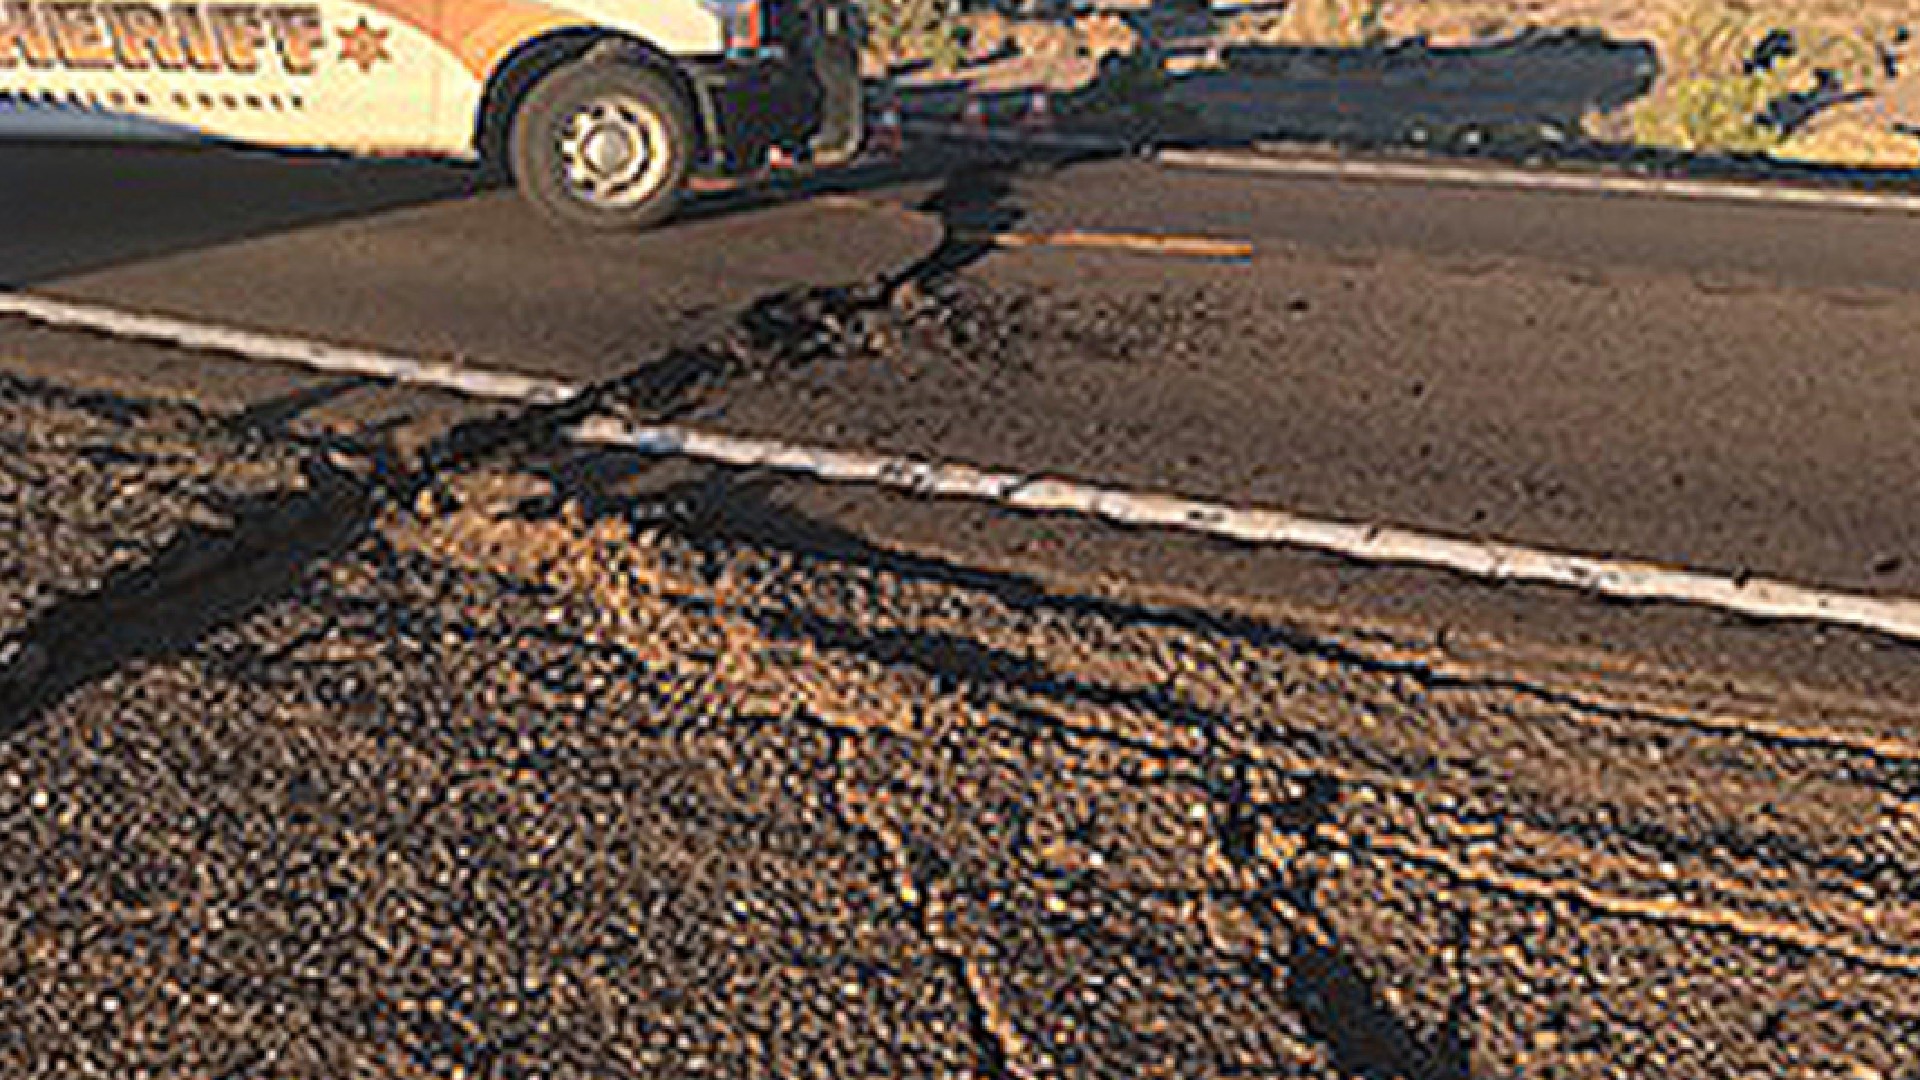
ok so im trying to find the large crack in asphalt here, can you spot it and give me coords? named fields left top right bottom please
left=0, top=157, right=1016, bottom=735
left=0, top=453, right=371, bottom=733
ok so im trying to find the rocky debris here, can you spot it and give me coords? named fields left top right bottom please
left=0, top=372, right=313, bottom=650
left=588, top=277, right=1039, bottom=426
left=598, top=275, right=1228, bottom=432
left=733, top=278, right=1033, bottom=376
left=3, top=431, right=1918, bottom=1077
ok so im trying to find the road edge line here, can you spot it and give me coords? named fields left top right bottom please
left=569, top=418, right=1920, bottom=645
left=1155, top=148, right=1920, bottom=214
left=0, top=290, right=579, bottom=405
left=9, top=289, right=1918, bottom=644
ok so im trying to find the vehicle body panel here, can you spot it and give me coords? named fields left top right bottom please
left=0, top=0, right=755, bottom=157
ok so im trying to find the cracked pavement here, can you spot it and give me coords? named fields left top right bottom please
left=7, top=140, right=1920, bottom=1078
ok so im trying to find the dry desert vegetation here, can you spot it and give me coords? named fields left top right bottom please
left=1269, top=0, right=1920, bottom=161
left=876, top=0, right=1920, bottom=165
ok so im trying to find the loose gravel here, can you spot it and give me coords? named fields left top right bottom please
left=0, top=372, right=318, bottom=709
left=3, top=381, right=1917, bottom=1077
left=0, top=373, right=312, bottom=628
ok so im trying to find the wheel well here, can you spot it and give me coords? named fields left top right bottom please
left=476, top=30, right=701, bottom=172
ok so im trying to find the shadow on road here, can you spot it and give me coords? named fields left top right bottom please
left=0, top=128, right=1083, bottom=293
left=888, top=19, right=1656, bottom=150
left=1165, top=28, right=1656, bottom=148
left=0, top=141, right=483, bottom=288
left=901, top=8, right=1920, bottom=188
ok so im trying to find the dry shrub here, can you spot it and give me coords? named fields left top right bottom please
left=1649, top=0, right=1766, bottom=80
left=954, top=9, right=1136, bottom=67
left=1398, top=14, right=1504, bottom=48
left=1631, top=71, right=1789, bottom=152
left=1632, top=3, right=1781, bottom=152
left=959, top=9, right=1015, bottom=60
left=865, top=0, right=967, bottom=72
left=1649, top=0, right=1899, bottom=82
left=1080, top=13, right=1142, bottom=63
left=1627, top=0, right=1907, bottom=154
left=1216, top=9, right=1289, bottom=44
left=1010, top=19, right=1086, bottom=61
left=1272, top=0, right=1389, bottom=47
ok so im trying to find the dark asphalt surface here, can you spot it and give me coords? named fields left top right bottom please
left=0, top=143, right=943, bottom=380
left=3, top=139, right=1919, bottom=690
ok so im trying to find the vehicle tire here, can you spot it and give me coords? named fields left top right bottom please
left=508, top=61, right=692, bottom=231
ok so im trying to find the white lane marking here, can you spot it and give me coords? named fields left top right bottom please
left=0, top=291, right=578, bottom=405
left=1157, top=148, right=1920, bottom=215
left=8, top=288, right=1919, bottom=643
left=569, top=419, right=1920, bottom=644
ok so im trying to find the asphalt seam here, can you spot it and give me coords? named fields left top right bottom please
left=7, top=287, right=1920, bottom=645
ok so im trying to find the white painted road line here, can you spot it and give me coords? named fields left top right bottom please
left=8, top=288, right=1920, bottom=643
left=0, top=291, right=579, bottom=405
left=569, top=418, right=1920, bottom=644
left=1157, top=148, right=1920, bottom=215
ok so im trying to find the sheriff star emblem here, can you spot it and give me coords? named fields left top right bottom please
left=338, top=18, right=392, bottom=73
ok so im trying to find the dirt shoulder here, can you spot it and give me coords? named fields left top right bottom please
left=0, top=372, right=314, bottom=631
left=2, top=376, right=1917, bottom=1076
left=0, top=372, right=330, bottom=719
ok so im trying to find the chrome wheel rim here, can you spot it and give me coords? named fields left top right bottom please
left=556, top=94, right=672, bottom=209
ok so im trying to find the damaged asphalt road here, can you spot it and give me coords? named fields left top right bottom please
left=4, top=280, right=1920, bottom=1077
left=5, top=141, right=1920, bottom=1077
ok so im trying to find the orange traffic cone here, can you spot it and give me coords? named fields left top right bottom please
left=960, top=96, right=989, bottom=135
left=1018, top=89, right=1054, bottom=134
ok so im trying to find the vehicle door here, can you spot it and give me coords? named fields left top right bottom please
left=0, top=0, right=443, bottom=153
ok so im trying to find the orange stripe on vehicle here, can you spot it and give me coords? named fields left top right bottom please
left=362, top=0, right=579, bottom=75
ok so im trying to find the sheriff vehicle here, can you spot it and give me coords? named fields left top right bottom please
left=0, top=0, right=864, bottom=228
